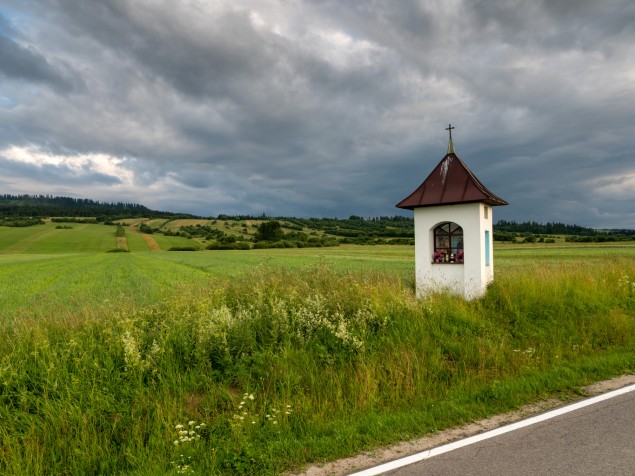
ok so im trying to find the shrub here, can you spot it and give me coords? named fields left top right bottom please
left=0, top=218, right=45, bottom=227
left=206, top=242, right=251, bottom=250
left=254, top=221, right=283, bottom=242
left=139, top=222, right=155, bottom=234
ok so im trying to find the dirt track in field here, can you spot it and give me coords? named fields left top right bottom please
left=129, top=225, right=160, bottom=251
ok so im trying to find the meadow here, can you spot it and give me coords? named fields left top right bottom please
left=0, top=223, right=634, bottom=474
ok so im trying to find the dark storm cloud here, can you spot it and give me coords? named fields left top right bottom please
left=48, top=1, right=272, bottom=99
left=0, top=0, right=634, bottom=227
left=0, top=32, right=76, bottom=92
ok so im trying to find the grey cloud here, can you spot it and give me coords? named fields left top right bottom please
left=48, top=1, right=277, bottom=99
left=0, top=0, right=634, bottom=228
left=0, top=34, right=77, bottom=92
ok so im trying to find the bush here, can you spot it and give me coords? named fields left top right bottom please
left=139, top=222, right=155, bottom=234
left=206, top=242, right=251, bottom=251
left=493, top=231, right=517, bottom=242
left=254, top=221, right=284, bottom=242
left=0, top=218, right=45, bottom=227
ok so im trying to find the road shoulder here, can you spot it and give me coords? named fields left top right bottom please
left=293, top=374, right=635, bottom=476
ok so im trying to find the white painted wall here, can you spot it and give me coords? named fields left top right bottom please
left=413, top=202, right=494, bottom=300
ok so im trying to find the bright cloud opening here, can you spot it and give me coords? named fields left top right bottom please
left=0, top=146, right=135, bottom=185
left=586, top=173, right=635, bottom=199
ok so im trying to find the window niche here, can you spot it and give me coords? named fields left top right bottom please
left=433, top=222, right=464, bottom=263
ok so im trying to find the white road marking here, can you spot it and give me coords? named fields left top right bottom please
left=349, top=383, right=635, bottom=476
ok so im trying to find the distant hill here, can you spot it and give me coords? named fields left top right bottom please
left=1, top=194, right=632, bottom=240
left=0, top=194, right=195, bottom=220
left=213, top=215, right=634, bottom=239
left=495, top=219, right=635, bottom=237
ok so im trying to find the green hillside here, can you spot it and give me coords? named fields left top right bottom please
left=2, top=194, right=634, bottom=250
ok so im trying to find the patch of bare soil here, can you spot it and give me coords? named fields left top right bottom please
left=140, top=234, right=160, bottom=252
left=292, top=374, right=635, bottom=476
left=583, top=374, right=635, bottom=395
left=129, top=225, right=160, bottom=251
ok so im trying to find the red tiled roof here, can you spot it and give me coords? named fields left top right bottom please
left=396, top=152, right=508, bottom=210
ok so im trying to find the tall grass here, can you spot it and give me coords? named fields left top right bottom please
left=1, top=259, right=634, bottom=474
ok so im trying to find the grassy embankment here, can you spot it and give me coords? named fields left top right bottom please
left=0, top=228, right=634, bottom=474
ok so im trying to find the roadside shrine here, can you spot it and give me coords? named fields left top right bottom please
left=396, top=125, right=508, bottom=299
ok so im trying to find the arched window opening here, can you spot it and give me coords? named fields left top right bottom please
left=433, top=222, right=464, bottom=263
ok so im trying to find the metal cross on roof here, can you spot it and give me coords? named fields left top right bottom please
left=445, top=124, right=456, bottom=154
left=445, top=123, right=455, bottom=141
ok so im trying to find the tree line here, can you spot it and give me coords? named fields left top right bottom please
left=0, top=194, right=193, bottom=220
left=495, top=219, right=635, bottom=236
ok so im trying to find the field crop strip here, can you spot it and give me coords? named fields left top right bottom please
left=0, top=244, right=634, bottom=474
left=0, top=225, right=59, bottom=253
left=0, top=223, right=119, bottom=254
left=150, top=245, right=414, bottom=277
left=0, top=253, right=214, bottom=321
left=151, top=233, right=203, bottom=250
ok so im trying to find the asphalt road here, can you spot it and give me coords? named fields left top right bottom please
left=356, top=385, right=635, bottom=475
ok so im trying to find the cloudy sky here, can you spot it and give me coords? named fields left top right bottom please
left=1, top=0, right=634, bottom=227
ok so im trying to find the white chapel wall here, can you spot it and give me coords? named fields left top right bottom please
left=413, top=202, right=494, bottom=300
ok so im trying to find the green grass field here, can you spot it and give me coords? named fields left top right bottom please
left=0, top=222, right=205, bottom=254
left=1, top=223, right=634, bottom=475
left=0, top=223, right=117, bottom=253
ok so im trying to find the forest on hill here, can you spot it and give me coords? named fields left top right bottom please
left=0, top=194, right=192, bottom=220
left=495, top=219, right=635, bottom=237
